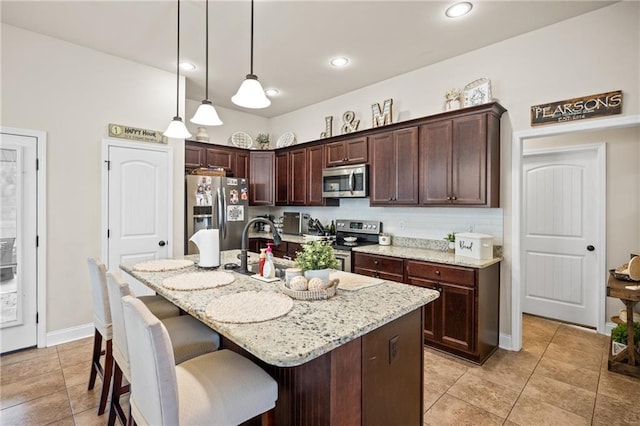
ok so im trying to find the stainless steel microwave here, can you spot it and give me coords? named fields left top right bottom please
left=322, top=164, right=368, bottom=198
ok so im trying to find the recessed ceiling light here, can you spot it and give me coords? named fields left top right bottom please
left=445, top=2, right=473, bottom=18
left=330, top=56, right=350, bottom=68
left=265, top=88, right=280, bottom=97
left=179, top=62, right=196, bottom=71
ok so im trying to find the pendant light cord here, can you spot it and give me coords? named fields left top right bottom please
left=250, top=0, right=254, bottom=75
left=205, top=0, right=209, bottom=99
left=175, top=0, right=181, bottom=117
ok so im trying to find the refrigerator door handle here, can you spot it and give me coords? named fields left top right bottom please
left=219, top=187, right=227, bottom=239
left=216, top=187, right=225, bottom=239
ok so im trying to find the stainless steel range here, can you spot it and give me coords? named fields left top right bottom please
left=332, top=219, right=382, bottom=272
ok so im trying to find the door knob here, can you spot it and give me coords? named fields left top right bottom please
left=586, top=245, right=595, bottom=251
left=158, top=240, right=166, bottom=247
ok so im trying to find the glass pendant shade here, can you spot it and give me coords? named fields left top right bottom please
left=232, top=74, right=271, bottom=109
left=164, top=116, right=192, bottom=138
left=191, top=100, right=223, bottom=126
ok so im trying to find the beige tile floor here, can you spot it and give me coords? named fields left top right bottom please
left=1, top=314, right=639, bottom=425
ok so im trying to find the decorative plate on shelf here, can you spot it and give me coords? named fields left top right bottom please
left=276, top=132, right=296, bottom=148
left=230, top=132, right=253, bottom=149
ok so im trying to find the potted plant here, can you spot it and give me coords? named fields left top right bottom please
left=294, top=240, right=340, bottom=283
left=610, top=322, right=640, bottom=356
left=256, top=133, right=270, bottom=149
left=444, top=232, right=456, bottom=252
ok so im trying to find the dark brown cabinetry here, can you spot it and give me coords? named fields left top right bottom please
left=248, top=151, right=274, bottom=206
left=307, top=145, right=338, bottom=206
left=250, top=238, right=302, bottom=260
left=325, top=137, right=368, bottom=166
left=184, top=141, right=249, bottom=179
left=275, top=149, right=307, bottom=206
left=405, top=259, right=500, bottom=364
left=353, top=252, right=404, bottom=282
left=369, top=127, right=419, bottom=206
left=419, top=104, right=504, bottom=207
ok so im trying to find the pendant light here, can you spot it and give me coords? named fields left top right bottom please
left=190, top=0, right=223, bottom=126
left=231, top=0, right=271, bottom=109
left=164, top=0, right=192, bottom=138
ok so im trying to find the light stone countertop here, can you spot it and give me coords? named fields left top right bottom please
left=351, top=245, right=502, bottom=268
left=121, top=250, right=439, bottom=367
left=249, top=231, right=502, bottom=268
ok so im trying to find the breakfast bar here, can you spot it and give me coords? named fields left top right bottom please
left=121, top=251, right=439, bottom=425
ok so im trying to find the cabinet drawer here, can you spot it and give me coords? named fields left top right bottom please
left=405, top=260, right=475, bottom=286
left=353, top=253, right=404, bottom=275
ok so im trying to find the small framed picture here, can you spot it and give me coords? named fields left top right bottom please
left=463, top=78, right=492, bottom=107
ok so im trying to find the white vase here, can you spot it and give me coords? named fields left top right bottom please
left=304, top=268, right=330, bottom=284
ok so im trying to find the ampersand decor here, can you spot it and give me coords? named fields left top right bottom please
left=341, top=111, right=360, bottom=134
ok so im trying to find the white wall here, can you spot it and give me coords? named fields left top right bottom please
left=0, top=23, right=185, bottom=333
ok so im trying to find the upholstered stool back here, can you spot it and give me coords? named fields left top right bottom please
left=87, top=258, right=112, bottom=339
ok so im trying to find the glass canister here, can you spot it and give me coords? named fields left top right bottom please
left=285, top=268, right=302, bottom=286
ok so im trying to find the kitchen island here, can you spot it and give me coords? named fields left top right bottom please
left=121, top=250, right=439, bottom=426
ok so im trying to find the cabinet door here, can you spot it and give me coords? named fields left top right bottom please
left=307, top=145, right=325, bottom=206
left=185, top=144, right=204, bottom=171
left=439, top=282, right=475, bottom=353
left=205, top=147, right=234, bottom=171
left=325, top=141, right=346, bottom=166
left=287, top=242, right=303, bottom=259
left=393, top=127, right=419, bottom=205
left=419, top=121, right=452, bottom=205
left=275, top=152, right=289, bottom=205
left=249, top=151, right=274, bottom=206
left=369, top=132, right=395, bottom=205
left=236, top=151, right=249, bottom=179
left=452, top=114, right=487, bottom=205
left=405, top=276, right=439, bottom=342
left=344, top=137, right=368, bottom=164
left=289, top=148, right=307, bottom=205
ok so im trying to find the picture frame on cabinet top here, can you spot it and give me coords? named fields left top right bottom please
left=463, top=78, right=492, bottom=107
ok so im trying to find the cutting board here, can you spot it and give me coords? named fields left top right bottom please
left=330, top=270, right=385, bottom=291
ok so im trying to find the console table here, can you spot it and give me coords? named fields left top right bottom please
left=607, top=275, right=640, bottom=378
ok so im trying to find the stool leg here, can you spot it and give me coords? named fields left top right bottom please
left=261, top=408, right=276, bottom=426
left=108, top=361, right=130, bottom=426
left=88, top=329, right=103, bottom=391
left=97, top=339, right=113, bottom=415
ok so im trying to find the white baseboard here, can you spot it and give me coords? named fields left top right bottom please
left=499, top=333, right=514, bottom=351
left=46, top=323, right=94, bottom=347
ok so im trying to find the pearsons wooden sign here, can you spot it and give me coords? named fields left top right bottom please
left=108, top=123, right=168, bottom=144
left=530, top=90, right=622, bottom=126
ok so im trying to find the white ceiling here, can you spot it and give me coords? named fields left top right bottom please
left=1, top=0, right=616, bottom=118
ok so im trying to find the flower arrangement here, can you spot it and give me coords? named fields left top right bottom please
left=256, top=133, right=270, bottom=149
left=445, top=88, right=461, bottom=101
left=294, top=240, right=340, bottom=271
left=444, top=232, right=456, bottom=243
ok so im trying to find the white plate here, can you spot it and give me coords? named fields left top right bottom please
left=230, top=132, right=253, bottom=149
left=276, top=132, right=296, bottom=148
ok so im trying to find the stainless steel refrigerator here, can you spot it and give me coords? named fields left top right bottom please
left=185, top=175, right=249, bottom=254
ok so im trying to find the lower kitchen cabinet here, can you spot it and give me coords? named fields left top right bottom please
left=249, top=238, right=302, bottom=260
left=352, top=252, right=404, bottom=282
left=405, top=259, right=500, bottom=364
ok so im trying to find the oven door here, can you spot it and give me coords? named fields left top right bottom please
left=333, top=249, right=352, bottom=273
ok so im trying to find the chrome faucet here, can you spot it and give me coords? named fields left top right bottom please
left=238, top=218, right=282, bottom=274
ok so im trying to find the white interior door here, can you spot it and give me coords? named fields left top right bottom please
left=522, top=146, right=602, bottom=327
left=107, top=143, right=171, bottom=296
left=0, top=133, right=38, bottom=353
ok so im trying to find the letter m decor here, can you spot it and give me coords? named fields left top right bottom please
left=530, top=90, right=622, bottom=126
left=371, top=99, right=393, bottom=128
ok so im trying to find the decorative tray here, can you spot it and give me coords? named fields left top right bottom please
left=280, top=279, right=339, bottom=301
left=230, top=132, right=253, bottom=149
left=609, top=265, right=639, bottom=282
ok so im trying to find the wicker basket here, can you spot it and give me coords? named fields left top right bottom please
left=280, top=279, right=339, bottom=301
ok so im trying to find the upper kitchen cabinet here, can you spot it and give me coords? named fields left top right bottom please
left=184, top=141, right=249, bottom=179
left=307, top=145, right=339, bottom=207
left=325, top=136, right=368, bottom=166
left=275, top=148, right=307, bottom=206
left=249, top=151, right=275, bottom=206
left=370, top=127, right=419, bottom=206
left=419, top=103, right=505, bottom=207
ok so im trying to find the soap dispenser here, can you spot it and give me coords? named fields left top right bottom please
left=263, top=243, right=275, bottom=279
left=259, top=248, right=267, bottom=276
